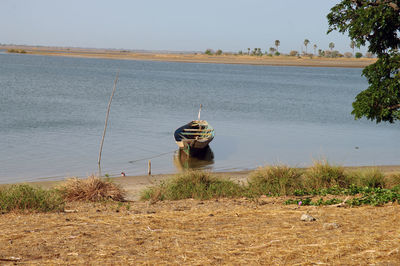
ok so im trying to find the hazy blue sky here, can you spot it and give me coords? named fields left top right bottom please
left=0, top=0, right=359, bottom=53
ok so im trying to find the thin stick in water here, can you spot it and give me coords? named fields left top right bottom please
left=98, top=70, right=119, bottom=176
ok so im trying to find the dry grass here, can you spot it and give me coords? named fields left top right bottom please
left=141, top=170, right=243, bottom=202
left=59, top=175, right=125, bottom=202
left=385, top=173, right=400, bottom=189
left=0, top=199, right=399, bottom=264
left=304, top=161, right=349, bottom=189
left=0, top=184, right=64, bottom=213
left=247, top=165, right=304, bottom=196
left=347, top=168, right=386, bottom=188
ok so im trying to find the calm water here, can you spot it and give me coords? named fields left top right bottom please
left=1, top=53, right=399, bottom=183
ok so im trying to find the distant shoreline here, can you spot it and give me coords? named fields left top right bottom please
left=2, top=45, right=376, bottom=68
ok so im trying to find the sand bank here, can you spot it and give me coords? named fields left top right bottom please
left=3, top=45, right=376, bottom=68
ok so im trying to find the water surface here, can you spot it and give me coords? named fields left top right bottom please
left=1, top=53, right=399, bottom=183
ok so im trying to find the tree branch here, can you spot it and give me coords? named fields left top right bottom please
left=388, top=103, right=400, bottom=110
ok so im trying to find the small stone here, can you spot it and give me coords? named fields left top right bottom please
left=323, top=223, right=340, bottom=230
left=300, top=214, right=316, bottom=222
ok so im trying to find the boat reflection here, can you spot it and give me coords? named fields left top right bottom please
left=173, top=146, right=214, bottom=171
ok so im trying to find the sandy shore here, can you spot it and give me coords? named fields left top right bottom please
left=2, top=45, right=376, bottom=68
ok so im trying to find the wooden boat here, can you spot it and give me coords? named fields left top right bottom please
left=174, top=105, right=215, bottom=156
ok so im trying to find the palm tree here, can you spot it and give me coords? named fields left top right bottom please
left=329, top=42, right=335, bottom=51
left=275, top=40, right=280, bottom=52
left=304, top=39, right=310, bottom=54
left=247, top=48, right=250, bottom=55
left=350, top=40, right=355, bottom=55
left=313, top=44, right=317, bottom=55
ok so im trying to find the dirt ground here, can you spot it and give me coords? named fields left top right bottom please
left=1, top=198, right=400, bottom=265
left=2, top=167, right=400, bottom=264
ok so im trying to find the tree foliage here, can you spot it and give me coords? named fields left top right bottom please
left=328, top=0, right=400, bottom=123
left=274, top=40, right=280, bottom=51
left=304, top=39, right=310, bottom=54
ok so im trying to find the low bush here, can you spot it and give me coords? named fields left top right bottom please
left=0, top=184, right=64, bottom=212
left=59, top=175, right=125, bottom=202
left=247, top=165, right=303, bottom=196
left=141, top=171, right=243, bottom=201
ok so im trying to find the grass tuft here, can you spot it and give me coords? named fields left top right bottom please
left=59, top=175, right=125, bottom=202
left=141, top=170, right=243, bottom=202
left=303, top=160, right=349, bottom=189
left=0, top=184, right=64, bottom=212
left=347, top=168, right=386, bottom=188
left=247, top=165, right=303, bottom=196
left=385, top=173, right=400, bottom=189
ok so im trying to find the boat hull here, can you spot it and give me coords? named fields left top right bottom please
left=174, top=120, right=214, bottom=156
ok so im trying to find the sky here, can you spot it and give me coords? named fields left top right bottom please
left=0, top=0, right=362, bottom=53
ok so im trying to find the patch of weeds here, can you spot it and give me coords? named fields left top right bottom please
left=284, top=197, right=342, bottom=206
left=345, top=188, right=400, bottom=206
left=0, top=184, right=64, bottom=212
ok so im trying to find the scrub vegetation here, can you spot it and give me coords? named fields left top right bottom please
left=0, top=176, right=125, bottom=213
left=142, top=161, right=400, bottom=206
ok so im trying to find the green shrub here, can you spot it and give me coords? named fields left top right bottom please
left=0, top=184, right=64, bottom=212
left=141, top=171, right=243, bottom=201
left=303, top=161, right=349, bottom=190
left=355, top=52, right=363, bottom=58
left=247, top=165, right=303, bottom=196
left=204, top=49, right=213, bottom=55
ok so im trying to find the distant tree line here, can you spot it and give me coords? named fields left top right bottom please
left=204, top=39, right=374, bottom=59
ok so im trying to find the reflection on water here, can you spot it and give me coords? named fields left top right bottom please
left=174, top=146, right=214, bottom=171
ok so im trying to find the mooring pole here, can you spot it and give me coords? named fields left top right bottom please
left=98, top=70, right=119, bottom=177
left=148, top=160, right=152, bottom=175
